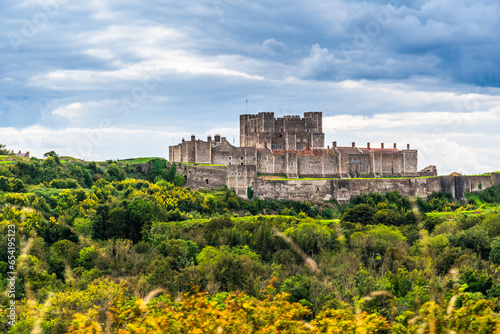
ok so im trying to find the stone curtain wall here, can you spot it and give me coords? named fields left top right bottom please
left=181, top=164, right=228, bottom=190
left=255, top=174, right=500, bottom=203
left=179, top=163, right=500, bottom=203
left=227, top=165, right=257, bottom=199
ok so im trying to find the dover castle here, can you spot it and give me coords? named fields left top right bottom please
left=169, top=112, right=425, bottom=179
left=169, top=112, right=498, bottom=202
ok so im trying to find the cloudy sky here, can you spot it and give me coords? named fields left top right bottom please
left=1, top=0, right=499, bottom=174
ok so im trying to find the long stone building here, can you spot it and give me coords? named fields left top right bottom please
left=169, top=111, right=425, bottom=179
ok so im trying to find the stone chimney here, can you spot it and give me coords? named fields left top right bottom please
left=352, top=142, right=355, bottom=148
left=332, top=141, right=337, bottom=148
left=182, top=138, right=185, bottom=143
left=305, top=142, right=310, bottom=150
left=207, top=136, right=212, bottom=141
left=393, top=143, right=397, bottom=149
left=191, top=134, right=195, bottom=141
left=367, top=142, right=370, bottom=150
left=214, top=134, right=221, bottom=143
left=407, top=144, right=410, bottom=150
left=381, top=143, right=384, bottom=149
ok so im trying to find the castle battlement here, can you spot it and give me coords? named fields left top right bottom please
left=240, top=111, right=324, bottom=149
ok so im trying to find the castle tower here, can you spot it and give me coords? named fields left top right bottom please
left=240, top=111, right=326, bottom=150
left=240, top=114, right=251, bottom=147
left=304, top=111, right=322, bottom=133
left=258, top=112, right=275, bottom=133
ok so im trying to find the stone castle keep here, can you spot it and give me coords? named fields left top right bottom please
left=168, top=112, right=499, bottom=202
left=170, top=111, right=423, bottom=179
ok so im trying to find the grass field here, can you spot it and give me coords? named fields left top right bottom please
left=196, top=164, right=226, bottom=167
left=258, top=175, right=441, bottom=181
left=117, top=157, right=165, bottom=164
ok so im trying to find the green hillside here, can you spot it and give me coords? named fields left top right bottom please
left=2, top=156, right=500, bottom=332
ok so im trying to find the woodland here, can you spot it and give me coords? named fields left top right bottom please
left=1, top=151, right=500, bottom=333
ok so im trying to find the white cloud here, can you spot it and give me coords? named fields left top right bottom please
left=323, top=109, right=500, bottom=132
left=0, top=125, right=186, bottom=160
left=51, top=101, right=116, bottom=121
left=299, top=44, right=341, bottom=79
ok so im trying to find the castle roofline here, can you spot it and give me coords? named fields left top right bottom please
left=367, top=148, right=401, bottom=154
left=335, top=147, right=362, bottom=155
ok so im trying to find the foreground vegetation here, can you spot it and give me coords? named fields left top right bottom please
left=1, top=152, right=500, bottom=332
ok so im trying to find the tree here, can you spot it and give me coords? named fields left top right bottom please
left=0, top=176, right=11, bottom=192
left=373, top=209, right=404, bottom=226
left=489, top=236, right=500, bottom=265
left=106, top=163, right=124, bottom=182
left=342, top=204, right=376, bottom=225
left=284, top=222, right=335, bottom=255
left=247, top=186, right=254, bottom=200
left=423, top=215, right=444, bottom=233
left=281, top=274, right=311, bottom=304
left=0, top=143, right=9, bottom=155
left=44, top=150, right=61, bottom=165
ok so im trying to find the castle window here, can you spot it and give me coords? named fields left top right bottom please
left=240, top=156, right=243, bottom=159
left=229, top=156, right=232, bottom=160
left=258, top=164, right=261, bottom=167
left=241, top=162, right=244, bottom=165
left=279, top=145, right=282, bottom=149
left=258, top=157, right=261, bottom=161
left=291, top=163, right=294, bottom=167
left=205, top=179, right=209, bottom=184
left=229, top=162, right=231, bottom=165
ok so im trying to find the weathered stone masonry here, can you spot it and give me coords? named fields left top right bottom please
left=254, top=173, right=500, bottom=203
left=169, top=111, right=430, bottom=179
left=168, top=111, right=468, bottom=201
left=173, top=161, right=499, bottom=203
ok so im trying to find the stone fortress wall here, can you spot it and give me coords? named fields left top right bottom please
left=171, top=160, right=499, bottom=203
left=253, top=173, right=500, bottom=203
left=166, top=111, right=496, bottom=202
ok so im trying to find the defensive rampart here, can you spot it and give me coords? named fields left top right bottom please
left=177, top=163, right=500, bottom=203
left=255, top=174, right=500, bottom=203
